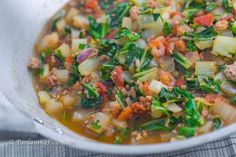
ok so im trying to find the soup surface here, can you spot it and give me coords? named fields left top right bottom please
left=28, top=0, right=236, bottom=144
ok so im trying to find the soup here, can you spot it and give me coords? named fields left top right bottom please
left=28, top=0, right=236, bottom=144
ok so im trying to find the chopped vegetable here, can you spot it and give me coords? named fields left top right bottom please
left=212, top=36, right=236, bottom=57
left=173, top=52, right=193, bottom=69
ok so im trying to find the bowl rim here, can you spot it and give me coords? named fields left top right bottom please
left=3, top=92, right=236, bottom=155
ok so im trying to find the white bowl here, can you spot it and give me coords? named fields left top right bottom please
left=0, top=0, right=236, bottom=155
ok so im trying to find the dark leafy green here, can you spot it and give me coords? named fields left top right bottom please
left=109, top=3, right=131, bottom=27
left=141, top=118, right=172, bottom=131
left=222, top=0, right=233, bottom=12
left=88, top=16, right=109, bottom=39
left=178, top=127, right=196, bottom=137
left=115, top=28, right=141, bottom=41
left=213, top=116, right=223, bottom=130
left=163, top=22, right=172, bottom=35
left=114, top=128, right=129, bottom=144
left=183, top=99, right=201, bottom=127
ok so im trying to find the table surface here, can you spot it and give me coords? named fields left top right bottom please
left=0, top=93, right=236, bottom=157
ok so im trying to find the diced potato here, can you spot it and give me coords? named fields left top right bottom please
left=54, top=69, right=69, bottom=82
left=45, top=99, right=63, bottom=114
left=122, top=17, right=132, bottom=30
left=195, top=61, right=216, bottom=77
left=65, top=8, right=78, bottom=24
left=56, top=19, right=66, bottom=35
left=151, top=105, right=163, bottom=118
left=112, top=119, right=127, bottom=129
left=72, top=112, right=83, bottom=122
left=78, top=57, right=100, bottom=76
left=102, top=101, right=121, bottom=117
left=130, top=0, right=145, bottom=6
left=87, top=112, right=111, bottom=134
left=38, top=91, right=51, bottom=105
left=212, top=36, right=236, bottom=57
left=137, top=14, right=156, bottom=29
left=56, top=43, right=71, bottom=57
left=96, top=15, right=109, bottom=23
left=72, top=39, right=87, bottom=52
left=149, top=80, right=168, bottom=94
left=195, top=40, right=214, bottom=50
left=73, top=15, right=89, bottom=30
left=60, top=94, right=76, bottom=108
left=36, top=32, right=59, bottom=53
left=39, top=64, right=50, bottom=82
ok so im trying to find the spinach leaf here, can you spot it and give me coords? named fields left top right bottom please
left=186, top=40, right=198, bottom=51
left=88, top=16, right=109, bottom=39
left=114, top=128, right=129, bottom=144
left=81, top=96, right=103, bottom=109
left=232, top=96, right=236, bottom=105
left=178, top=127, right=196, bottom=137
left=99, top=39, right=118, bottom=58
left=109, top=3, right=131, bottom=27
left=115, top=28, right=141, bottom=41
left=199, top=77, right=222, bottom=93
left=83, top=83, right=99, bottom=99
left=213, top=116, right=223, bottom=130
left=185, top=26, right=217, bottom=41
left=163, top=22, right=172, bottom=35
left=222, top=0, right=232, bottom=12
left=205, top=2, right=217, bottom=12
left=136, top=48, right=153, bottom=72
left=141, top=118, right=172, bottom=131
left=81, top=83, right=103, bottom=109
left=183, top=99, right=201, bottom=127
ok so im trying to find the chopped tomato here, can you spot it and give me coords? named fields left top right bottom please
left=175, top=78, right=185, bottom=87
left=97, top=82, right=108, bottom=102
left=112, top=66, right=124, bottom=89
left=160, top=70, right=172, bottom=86
left=175, top=39, right=187, bottom=53
left=117, top=107, right=133, bottom=121
left=205, top=94, right=225, bottom=104
left=141, top=81, right=151, bottom=96
left=131, top=102, right=146, bottom=114
left=194, top=13, right=214, bottom=27
left=220, top=15, right=234, bottom=21
left=65, top=55, right=73, bottom=65
left=84, top=0, right=98, bottom=10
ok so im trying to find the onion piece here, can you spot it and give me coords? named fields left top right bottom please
left=198, top=121, right=213, bottom=134
left=213, top=101, right=236, bottom=124
left=122, top=17, right=132, bottom=30
left=160, top=132, right=177, bottom=142
left=149, top=80, right=168, bottom=94
left=165, top=103, right=182, bottom=113
left=38, top=91, right=51, bottom=105
left=45, top=99, right=63, bottom=114
left=76, top=48, right=98, bottom=63
left=54, top=69, right=69, bottom=82
left=78, top=57, right=100, bottom=76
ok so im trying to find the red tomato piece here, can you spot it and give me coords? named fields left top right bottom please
left=194, top=13, right=214, bottom=27
left=84, top=0, right=98, bottom=10
left=112, top=66, right=124, bottom=89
